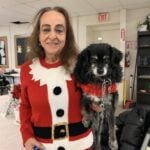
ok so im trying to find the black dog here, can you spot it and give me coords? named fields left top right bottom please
left=74, top=43, right=123, bottom=150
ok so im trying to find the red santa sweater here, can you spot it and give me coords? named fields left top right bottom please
left=19, top=58, right=93, bottom=150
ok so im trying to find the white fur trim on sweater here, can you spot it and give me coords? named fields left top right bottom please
left=29, top=58, right=71, bottom=86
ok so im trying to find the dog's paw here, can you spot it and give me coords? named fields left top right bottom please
left=109, top=140, right=118, bottom=150
left=82, top=119, right=90, bottom=128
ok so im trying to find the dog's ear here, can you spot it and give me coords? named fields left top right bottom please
left=110, top=47, right=123, bottom=83
left=74, top=49, right=90, bottom=83
left=111, top=47, right=123, bottom=64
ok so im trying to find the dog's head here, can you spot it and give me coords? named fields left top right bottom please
left=74, top=43, right=123, bottom=84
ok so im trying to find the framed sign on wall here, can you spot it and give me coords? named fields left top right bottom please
left=0, top=36, right=9, bottom=67
left=14, top=35, right=29, bottom=67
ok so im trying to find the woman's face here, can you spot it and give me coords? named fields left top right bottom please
left=39, top=10, right=66, bottom=62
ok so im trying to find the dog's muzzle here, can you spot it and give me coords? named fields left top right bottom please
left=92, top=64, right=108, bottom=77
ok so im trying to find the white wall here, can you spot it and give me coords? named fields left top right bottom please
left=0, top=24, right=32, bottom=70
left=0, top=26, right=12, bottom=69
left=74, top=7, right=150, bottom=105
left=77, top=11, right=120, bottom=50
left=0, top=7, right=150, bottom=105
left=76, top=10, right=125, bottom=106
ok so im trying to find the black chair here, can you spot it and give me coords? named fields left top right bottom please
left=141, top=128, right=150, bottom=150
left=141, top=111, right=150, bottom=150
left=0, top=75, right=10, bottom=95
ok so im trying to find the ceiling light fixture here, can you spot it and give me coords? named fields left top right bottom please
left=10, top=21, right=30, bottom=24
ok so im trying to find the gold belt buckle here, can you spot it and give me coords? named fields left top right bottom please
left=52, top=122, right=69, bottom=140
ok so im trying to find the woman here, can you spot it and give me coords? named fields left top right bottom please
left=19, top=6, right=94, bottom=150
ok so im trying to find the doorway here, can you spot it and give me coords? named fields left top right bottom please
left=86, top=23, right=120, bottom=48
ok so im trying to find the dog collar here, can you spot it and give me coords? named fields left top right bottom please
left=79, top=83, right=117, bottom=97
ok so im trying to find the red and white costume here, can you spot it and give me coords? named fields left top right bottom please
left=20, top=58, right=93, bottom=150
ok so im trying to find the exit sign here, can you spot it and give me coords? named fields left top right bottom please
left=98, top=12, right=108, bottom=22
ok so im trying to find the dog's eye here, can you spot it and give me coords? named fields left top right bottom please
left=103, top=56, right=110, bottom=63
left=91, top=56, right=98, bottom=63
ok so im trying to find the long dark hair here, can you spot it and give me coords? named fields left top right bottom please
left=26, top=6, right=79, bottom=72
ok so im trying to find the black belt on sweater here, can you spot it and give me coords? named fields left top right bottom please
left=33, top=122, right=90, bottom=140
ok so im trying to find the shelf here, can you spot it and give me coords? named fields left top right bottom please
left=137, top=92, right=150, bottom=95
left=138, top=31, right=150, bottom=36
left=138, top=66, right=150, bottom=68
left=137, top=31, right=150, bottom=106
left=138, top=75, right=150, bottom=79
left=138, top=45, right=150, bottom=48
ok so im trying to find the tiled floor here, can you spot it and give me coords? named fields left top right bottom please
left=0, top=116, right=24, bottom=150
left=0, top=94, right=24, bottom=150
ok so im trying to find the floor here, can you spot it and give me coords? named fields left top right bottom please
left=0, top=95, right=24, bottom=150
left=0, top=116, right=24, bottom=150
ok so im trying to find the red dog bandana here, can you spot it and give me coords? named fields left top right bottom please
left=79, top=83, right=117, bottom=97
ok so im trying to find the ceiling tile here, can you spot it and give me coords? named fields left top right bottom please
left=86, top=0, right=121, bottom=12
left=119, top=0, right=150, bottom=9
left=0, top=0, right=149, bottom=25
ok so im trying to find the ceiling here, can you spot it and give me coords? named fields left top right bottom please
left=0, top=0, right=150, bottom=26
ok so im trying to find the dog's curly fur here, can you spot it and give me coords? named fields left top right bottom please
left=74, top=43, right=123, bottom=150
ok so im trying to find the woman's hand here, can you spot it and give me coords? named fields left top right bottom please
left=25, top=137, right=44, bottom=150
left=91, top=102, right=103, bottom=112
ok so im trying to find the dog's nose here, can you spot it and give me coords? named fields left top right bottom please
left=97, top=68, right=104, bottom=74
left=97, top=67, right=108, bottom=76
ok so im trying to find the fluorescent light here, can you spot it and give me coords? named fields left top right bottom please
left=98, top=37, right=103, bottom=41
